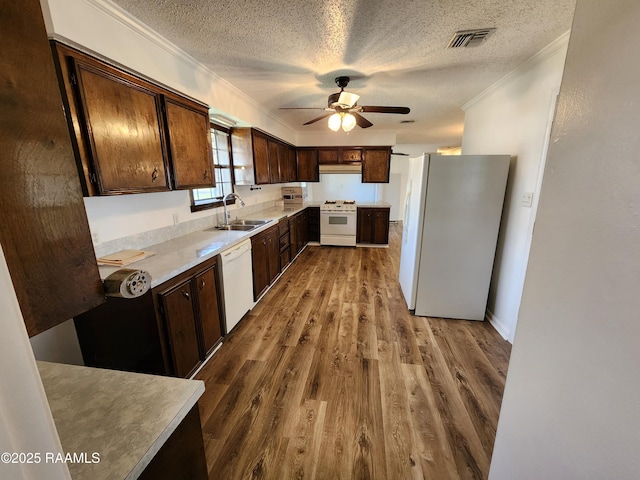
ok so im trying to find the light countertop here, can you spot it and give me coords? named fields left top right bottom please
left=98, top=204, right=311, bottom=288
left=97, top=202, right=390, bottom=288
left=38, top=361, right=204, bottom=480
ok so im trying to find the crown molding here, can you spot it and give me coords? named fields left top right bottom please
left=78, top=0, right=293, bottom=132
left=463, top=30, right=571, bottom=111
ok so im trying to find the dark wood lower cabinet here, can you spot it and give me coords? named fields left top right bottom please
left=278, top=219, right=291, bottom=271
left=75, top=255, right=224, bottom=378
left=357, top=207, right=390, bottom=245
left=251, top=225, right=280, bottom=300
left=157, top=280, right=202, bottom=378
left=138, top=405, right=208, bottom=480
left=308, top=207, right=320, bottom=242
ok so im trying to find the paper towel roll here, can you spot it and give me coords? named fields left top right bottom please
left=103, top=269, right=151, bottom=299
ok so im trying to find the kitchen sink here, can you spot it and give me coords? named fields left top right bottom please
left=230, top=219, right=270, bottom=226
left=206, top=218, right=271, bottom=232
left=211, top=224, right=256, bottom=231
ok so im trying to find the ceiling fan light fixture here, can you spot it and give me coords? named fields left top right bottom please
left=329, top=113, right=342, bottom=132
left=341, top=113, right=356, bottom=132
left=328, top=113, right=342, bottom=131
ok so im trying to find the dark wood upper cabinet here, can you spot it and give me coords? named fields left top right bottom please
left=252, top=131, right=271, bottom=184
left=286, top=145, right=298, bottom=182
left=52, top=42, right=213, bottom=196
left=268, top=139, right=281, bottom=183
left=318, top=148, right=339, bottom=164
left=340, top=148, right=363, bottom=164
left=296, top=148, right=319, bottom=182
left=362, top=147, right=391, bottom=183
left=163, top=95, right=214, bottom=189
left=230, top=127, right=296, bottom=185
left=0, top=0, right=105, bottom=336
left=69, top=56, right=171, bottom=194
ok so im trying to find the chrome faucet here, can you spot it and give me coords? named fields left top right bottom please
left=222, top=192, right=246, bottom=225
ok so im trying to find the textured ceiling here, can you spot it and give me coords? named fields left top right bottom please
left=111, top=0, right=576, bottom=145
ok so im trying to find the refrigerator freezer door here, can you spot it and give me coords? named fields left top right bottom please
left=398, top=154, right=429, bottom=309
left=414, top=155, right=509, bottom=320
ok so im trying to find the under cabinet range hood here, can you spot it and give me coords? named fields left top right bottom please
left=318, top=164, right=362, bottom=174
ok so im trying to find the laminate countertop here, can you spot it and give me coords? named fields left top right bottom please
left=97, top=202, right=391, bottom=289
left=38, top=361, right=204, bottom=480
left=97, top=204, right=312, bottom=288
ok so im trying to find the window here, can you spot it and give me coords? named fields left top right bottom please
left=191, top=125, right=235, bottom=211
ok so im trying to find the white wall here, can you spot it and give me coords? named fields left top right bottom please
left=461, top=34, right=569, bottom=341
left=490, top=1, right=640, bottom=478
left=0, top=245, right=71, bottom=480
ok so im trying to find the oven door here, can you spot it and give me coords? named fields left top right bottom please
left=320, top=211, right=356, bottom=245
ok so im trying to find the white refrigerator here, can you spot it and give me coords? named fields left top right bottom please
left=398, top=154, right=510, bottom=320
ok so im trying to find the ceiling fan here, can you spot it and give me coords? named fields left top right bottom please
left=281, top=76, right=410, bottom=132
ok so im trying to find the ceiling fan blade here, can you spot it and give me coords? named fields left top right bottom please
left=303, top=113, right=333, bottom=125
left=279, top=107, right=326, bottom=110
left=360, top=106, right=410, bottom=114
left=353, top=112, right=373, bottom=128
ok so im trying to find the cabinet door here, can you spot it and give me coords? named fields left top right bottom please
left=2, top=7, right=105, bottom=336
left=159, top=281, right=201, bottom=378
left=318, top=148, right=339, bottom=164
left=251, top=234, right=270, bottom=300
left=164, top=97, right=214, bottom=189
left=194, top=265, right=222, bottom=356
left=307, top=207, right=320, bottom=242
left=340, top=148, right=362, bottom=164
left=252, top=132, right=271, bottom=184
left=70, top=57, right=171, bottom=194
left=277, top=143, right=289, bottom=183
left=362, top=148, right=391, bottom=183
left=357, top=208, right=374, bottom=244
left=372, top=208, right=390, bottom=244
left=289, top=216, right=299, bottom=257
left=266, top=228, right=280, bottom=284
left=298, top=210, right=309, bottom=250
left=268, top=139, right=281, bottom=183
left=286, top=146, right=298, bottom=182
left=297, top=149, right=319, bottom=181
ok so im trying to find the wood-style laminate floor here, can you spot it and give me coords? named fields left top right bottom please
left=195, top=223, right=511, bottom=480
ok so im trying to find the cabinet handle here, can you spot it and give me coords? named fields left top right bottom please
left=151, top=166, right=159, bottom=182
left=181, top=290, right=190, bottom=300
left=199, top=278, right=205, bottom=291
left=203, top=170, right=209, bottom=180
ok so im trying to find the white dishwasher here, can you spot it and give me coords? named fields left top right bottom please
left=220, top=239, right=254, bottom=333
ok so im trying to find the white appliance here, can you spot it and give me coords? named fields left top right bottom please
left=320, top=200, right=357, bottom=246
left=399, top=154, right=510, bottom=320
left=281, top=186, right=307, bottom=204
left=219, top=240, right=254, bottom=333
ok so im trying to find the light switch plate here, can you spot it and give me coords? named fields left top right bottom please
left=521, top=192, right=534, bottom=207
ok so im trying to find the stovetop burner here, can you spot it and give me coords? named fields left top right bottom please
left=320, top=200, right=357, bottom=212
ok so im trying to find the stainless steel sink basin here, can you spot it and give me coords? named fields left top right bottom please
left=210, top=224, right=256, bottom=231
left=206, top=219, right=270, bottom=232
left=230, top=219, right=270, bottom=226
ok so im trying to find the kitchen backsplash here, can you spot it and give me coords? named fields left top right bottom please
left=93, top=199, right=282, bottom=259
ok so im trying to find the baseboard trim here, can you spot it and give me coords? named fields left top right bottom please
left=485, top=309, right=511, bottom=343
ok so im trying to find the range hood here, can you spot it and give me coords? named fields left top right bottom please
left=318, top=164, right=362, bottom=174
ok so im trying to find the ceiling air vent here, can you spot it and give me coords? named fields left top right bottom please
left=447, top=28, right=496, bottom=48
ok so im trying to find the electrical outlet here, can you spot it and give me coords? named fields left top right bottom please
left=173, top=213, right=179, bottom=225
left=521, top=192, right=534, bottom=208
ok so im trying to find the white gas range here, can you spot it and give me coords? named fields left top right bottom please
left=320, top=200, right=357, bottom=246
